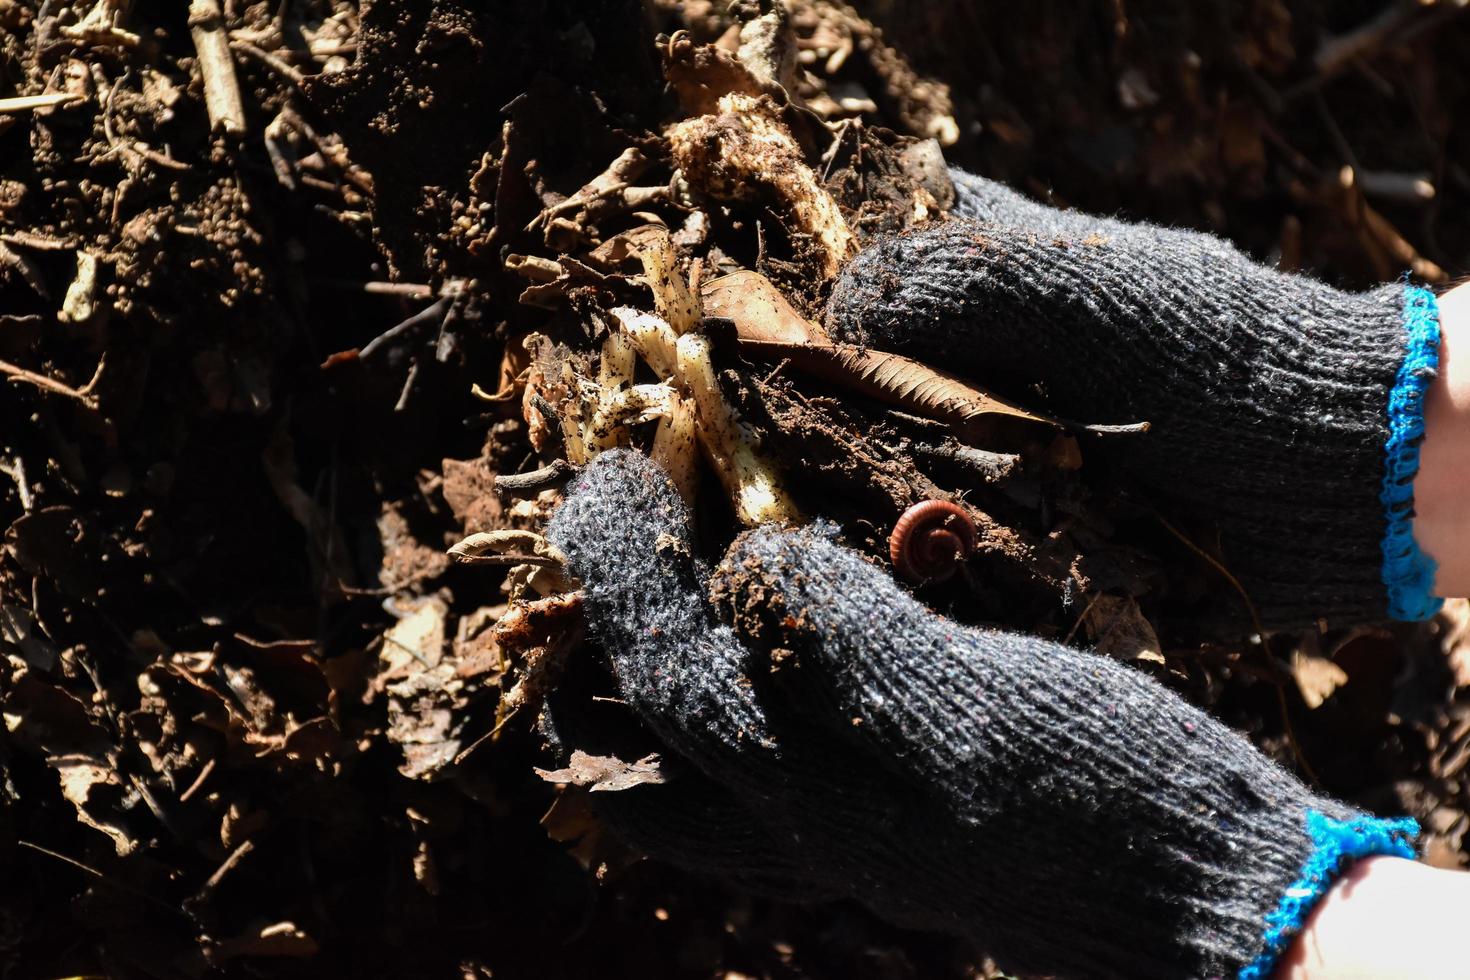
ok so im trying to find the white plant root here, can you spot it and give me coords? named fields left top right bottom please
left=669, top=92, right=857, bottom=279
left=554, top=233, right=796, bottom=525
left=676, top=332, right=798, bottom=527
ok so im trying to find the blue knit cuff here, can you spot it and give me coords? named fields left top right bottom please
left=1238, top=810, right=1419, bottom=980
left=1380, top=283, right=1443, bottom=622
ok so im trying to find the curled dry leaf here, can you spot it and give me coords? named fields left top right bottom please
left=1082, top=594, right=1164, bottom=664
left=703, top=269, right=1054, bottom=444
left=536, top=749, right=666, bottom=793
left=1291, top=649, right=1350, bottom=710
left=52, top=753, right=137, bottom=855
left=446, top=529, right=567, bottom=568
left=701, top=269, right=830, bottom=345
left=705, top=269, right=1146, bottom=444
left=1438, top=598, right=1470, bottom=690
left=740, top=340, right=1059, bottom=444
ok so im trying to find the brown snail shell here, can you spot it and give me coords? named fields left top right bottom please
left=889, top=500, right=978, bottom=584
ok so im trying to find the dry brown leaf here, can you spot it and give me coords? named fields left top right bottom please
left=539, top=786, right=609, bottom=872
left=739, top=339, right=1056, bottom=439
left=377, top=502, right=451, bottom=592
left=1291, top=649, right=1349, bottom=710
left=377, top=595, right=448, bottom=688
left=376, top=596, right=475, bottom=778
left=536, top=750, right=666, bottom=793
left=1438, top=598, right=1470, bottom=689
left=1082, top=594, right=1164, bottom=664
left=446, top=529, right=566, bottom=570
left=386, top=670, right=466, bottom=780
left=701, top=270, right=829, bottom=345
left=453, top=605, right=508, bottom=681
left=705, top=269, right=1145, bottom=443
left=52, top=753, right=137, bottom=855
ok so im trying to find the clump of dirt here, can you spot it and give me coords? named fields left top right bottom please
left=3, top=2, right=1470, bottom=978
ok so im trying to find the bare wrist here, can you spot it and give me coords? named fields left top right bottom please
left=1277, top=857, right=1467, bottom=979
left=1412, top=283, right=1470, bottom=598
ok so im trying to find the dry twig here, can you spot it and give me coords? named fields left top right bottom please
left=0, top=352, right=106, bottom=409
left=188, top=0, right=246, bottom=135
left=0, top=92, right=83, bottom=113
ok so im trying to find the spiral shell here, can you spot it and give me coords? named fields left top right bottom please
left=889, top=500, right=977, bottom=584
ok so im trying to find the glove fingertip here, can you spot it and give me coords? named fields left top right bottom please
left=824, top=220, right=1000, bottom=355
left=712, top=521, right=907, bottom=648
left=547, top=448, right=695, bottom=585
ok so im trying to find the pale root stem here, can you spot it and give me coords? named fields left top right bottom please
left=651, top=395, right=700, bottom=507
left=598, top=332, right=637, bottom=389
left=611, top=307, right=680, bottom=379
left=584, top=384, right=676, bottom=454
left=636, top=233, right=702, bottom=335
left=676, top=332, right=798, bottom=526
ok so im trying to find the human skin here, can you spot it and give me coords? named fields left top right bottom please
left=1414, top=282, right=1470, bottom=597
left=1280, top=283, right=1470, bottom=979
left=1278, top=857, right=1470, bottom=979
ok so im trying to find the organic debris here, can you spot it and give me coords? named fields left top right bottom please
left=4, top=1, right=1470, bottom=978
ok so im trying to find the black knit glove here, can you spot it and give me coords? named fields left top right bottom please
left=826, top=170, right=1443, bottom=629
left=546, top=450, right=1418, bottom=980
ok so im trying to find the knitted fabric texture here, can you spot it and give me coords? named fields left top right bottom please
left=1380, top=285, right=1442, bottom=621
left=827, top=170, right=1441, bottom=628
left=547, top=450, right=1413, bottom=979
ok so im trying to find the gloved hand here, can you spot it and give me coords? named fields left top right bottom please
left=545, top=449, right=1418, bottom=980
left=826, top=170, right=1444, bottom=629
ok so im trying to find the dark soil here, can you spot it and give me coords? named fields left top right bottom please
left=4, top=2, right=1470, bottom=978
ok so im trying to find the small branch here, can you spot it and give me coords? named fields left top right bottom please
left=393, top=358, right=420, bottom=413
left=177, top=756, right=216, bottom=803
left=0, top=92, right=83, bottom=113
left=311, top=278, right=435, bottom=300
left=195, top=839, right=256, bottom=901
left=0, top=352, right=106, bottom=409
left=1, top=230, right=81, bottom=250
left=1314, top=2, right=1414, bottom=78
left=231, top=38, right=307, bottom=89
left=0, top=455, right=33, bottom=511
left=1289, top=0, right=1470, bottom=98
left=1342, top=166, right=1436, bottom=205
left=0, top=242, right=50, bottom=298
left=359, top=297, right=450, bottom=359
left=188, top=0, right=246, bottom=136
left=449, top=552, right=564, bottom=568
left=912, top=442, right=1019, bottom=483
left=493, top=460, right=576, bottom=497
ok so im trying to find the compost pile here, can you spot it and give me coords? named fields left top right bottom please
left=6, top=1, right=1470, bottom=977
